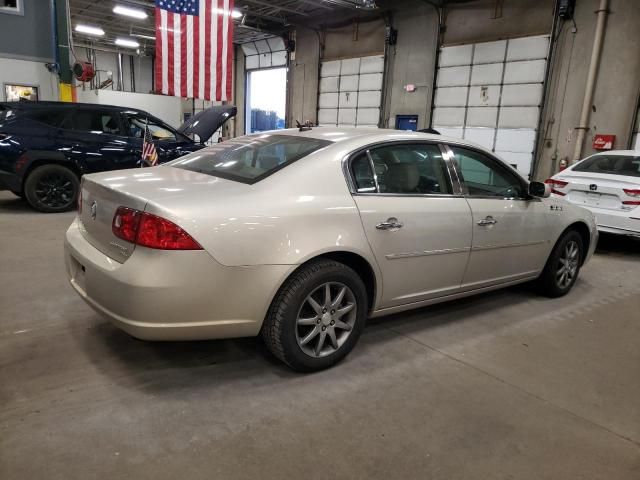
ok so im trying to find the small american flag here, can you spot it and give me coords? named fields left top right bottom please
left=155, top=0, right=234, bottom=101
left=142, top=124, right=159, bottom=166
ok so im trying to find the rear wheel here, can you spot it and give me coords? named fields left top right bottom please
left=537, top=230, right=584, bottom=297
left=24, top=164, right=79, bottom=213
left=262, top=259, right=367, bottom=372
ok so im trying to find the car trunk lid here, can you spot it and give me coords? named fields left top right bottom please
left=558, top=173, right=640, bottom=211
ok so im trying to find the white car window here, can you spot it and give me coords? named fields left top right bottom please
left=573, top=155, right=640, bottom=177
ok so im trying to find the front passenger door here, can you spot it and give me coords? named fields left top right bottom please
left=350, top=143, right=473, bottom=308
left=447, top=145, right=550, bottom=289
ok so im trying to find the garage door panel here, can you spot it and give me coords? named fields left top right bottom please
left=341, top=58, right=360, bottom=75
left=340, top=75, right=359, bottom=92
left=318, top=109, right=338, bottom=125
left=495, top=151, right=533, bottom=173
left=470, top=63, right=503, bottom=85
left=356, top=108, right=379, bottom=126
left=498, top=107, right=539, bottom=128
left=495, top=129, right=536, bottom=153
left=434, top=126, right=464, bottom=138
left=432, top=107, right=466, bottom=126
left=338, top=108, right=357, bottom=125
left=439, top=45, right=473, bottom=67
left=259, top=54, right=272, bottom=68
left=245, top=55, right=260, bottom=69
left=358, top=90, right=381, bottom=108
left=318, top=92, right=339, bottom=109
left=473, top=40, right=506, bottom=64
left=339, top=91, right=358, bottom=108
left=503, top=60, right=546, bottom=84
left=466, top=107, right=498, bottom=127
left=467, top=85, right=500, bottom=106
left=271, top=50, right=287, bottom=67
left=437, top=66, right=471, bottom=87
left=321, top=60, right=341, bottom=77
left=500, top=84, right=543, bottom=106
left=319, top=76, right=339, bottom=93
left=434, top=87, right=468, bottom=107
left=360, top=55, right=384, bottom=73
left=464, top=127, right=496, bottom=150
left=507, top=36, right=549, bottom=61
left=358, top=73, right=383, bottom=91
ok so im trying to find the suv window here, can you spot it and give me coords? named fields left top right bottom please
left=573, top=155, right=640, bottom=177
left=170, top=134, right=331, bottom=184
left=22, top=109, right=68, bottom=127
left=123, top=113, right=177, bottom=141
left=63, top=110, right=124, bottom=135
left=364, top=144, right=452, bottom=194
left=449, top=146, right=525, bottom=198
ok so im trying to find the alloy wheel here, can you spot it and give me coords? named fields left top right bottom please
left=556, top=240, right=580, bottom=289
left=34, top=172, right=75, bottom=209
left=296, top=282, right=357, bottom=358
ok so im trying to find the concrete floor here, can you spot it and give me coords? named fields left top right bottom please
left=1, top=190, right=639, bottom=479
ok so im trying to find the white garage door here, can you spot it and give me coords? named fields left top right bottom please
left=432, top=35, right=550, bottom=175
left=318, top=55, right=384, bottom=128
left=241, top=37, right=287, bottom=70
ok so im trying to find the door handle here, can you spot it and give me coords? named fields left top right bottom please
left=477, top=216, right=497, bottom=226
left=376, top=217, right=403, bottom=230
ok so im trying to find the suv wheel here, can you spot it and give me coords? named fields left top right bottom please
left=24, top=164, right=79, bottom=213
left=262, top=259, right=367, bottom=372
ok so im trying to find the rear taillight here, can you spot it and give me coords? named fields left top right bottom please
left=112, top=207, right=202, bottom=250
left=544, top=178, right=568, bottom=196
left=622, top=189, right=640, bottom=206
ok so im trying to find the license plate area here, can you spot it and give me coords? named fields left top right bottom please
left=585, top=192, right=601, bottom=206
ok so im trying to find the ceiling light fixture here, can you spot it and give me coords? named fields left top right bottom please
left=75, top=24, right=105, bottom=36
left=115, top=38, right=140, bottom=48
left=131, top=33, right=156, bottom=40
left=113, top=5, right=148, bottom=19
left=231, top=10, right=242, bottom=18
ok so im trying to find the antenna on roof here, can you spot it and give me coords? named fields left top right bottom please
left=296, top=120, right=314, bottom=132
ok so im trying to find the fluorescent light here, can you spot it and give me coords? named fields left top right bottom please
left=115, top=38, right=140, bottom=48
left=113, top=5, right=148, bottom=19
left=212, top=8, right=242, bottom=18
left=75, top=24, right=105, bottom=36
left=132, top=33, right=155, bottom=40
left=231, top=10, right=242, bottom=18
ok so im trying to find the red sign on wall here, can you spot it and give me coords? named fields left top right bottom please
left=593, top=134, right=615, bottom=150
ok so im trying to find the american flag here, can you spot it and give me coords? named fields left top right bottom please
left=142, top=124, right=159, bottom=166
left=155, top=0, right=234, bottom=101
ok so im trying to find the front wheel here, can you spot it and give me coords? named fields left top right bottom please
left=262, top=259, right=368, bottom=372
left=537, top=230, right=584, bottom=297
left=23, top=164, right=79, bottom=213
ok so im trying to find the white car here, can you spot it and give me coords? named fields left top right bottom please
left=65, top=128, right=598, bottom=371
left=546, top=150, right=640, bottom=237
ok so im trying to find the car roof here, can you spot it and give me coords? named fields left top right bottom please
left=587, top=150, right=639, bottom=156
left=268, top=126, right=464, bottom=145
left=0, top=100, right=150, bottom=115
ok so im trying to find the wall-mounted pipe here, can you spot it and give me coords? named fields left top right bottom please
left=572, top=0, right=609, bottom=163
left=117, top=53, right=124, bottom=91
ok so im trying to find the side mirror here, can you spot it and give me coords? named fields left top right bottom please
left=529, top=181, right=551, bottom=198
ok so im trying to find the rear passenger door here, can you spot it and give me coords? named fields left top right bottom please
left=57, top=108, right=139, bottom=173
left=349, top=142, right=473, bottom=308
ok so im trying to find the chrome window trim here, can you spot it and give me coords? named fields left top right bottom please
left=443, top=143, right=535, bottom=202
left=341, top=140, right=457, bottom=197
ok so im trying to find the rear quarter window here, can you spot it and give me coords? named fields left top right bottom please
left=170, top=134, right=332, bottom=184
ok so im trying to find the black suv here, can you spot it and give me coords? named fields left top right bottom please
left=0, top=101, right=235, bottom=212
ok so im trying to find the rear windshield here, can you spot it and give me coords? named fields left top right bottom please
left=169, top=134, right=331, bottom=184
left=573, top=155, right=640, bottom=177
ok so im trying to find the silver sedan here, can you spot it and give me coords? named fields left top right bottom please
left=65, top=128, right=598, bottom=371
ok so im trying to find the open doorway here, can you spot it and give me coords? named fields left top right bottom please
left=245, top=68, right=286, bottom=134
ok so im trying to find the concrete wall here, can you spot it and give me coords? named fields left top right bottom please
left=322, top=19, right=385, bottom=60
left=287, top=27, right=321, bottom=127
left=535, top=0, right=640, bottom=179
left=0, top=57, right=59, bottom=101
left=77, top=49, right=154, bottom=95
left=0, top=0, right=54, bottom=61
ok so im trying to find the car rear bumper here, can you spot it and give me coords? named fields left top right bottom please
left=64, top=217, right=293, bottom=340
left=572, top=204, right=640, bottom=237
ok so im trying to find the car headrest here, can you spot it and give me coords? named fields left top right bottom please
left=386, top=162, right=420, bottom=193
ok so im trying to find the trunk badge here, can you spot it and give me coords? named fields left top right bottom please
left=90, top=201, right=98, bottom=220
left=589, top=184, right=598, bottom=191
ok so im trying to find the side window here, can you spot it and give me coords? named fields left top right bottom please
left=350, top=152, right=376, bottom=192
left=63, top=110, right=123, bottom=135
left=23, top=110, right=68, bottom=127
left=368, top=144, right=452, bottom=194
left=123, top=114, right=177, bottom=141
left=449, top=146, right=525, bottom=199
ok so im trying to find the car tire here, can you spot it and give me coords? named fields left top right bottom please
left=537, top=230, right=584, bottom=298
left=24, top=164, right=79, bottom=213
left=262, top=259, right=368, bottom=372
